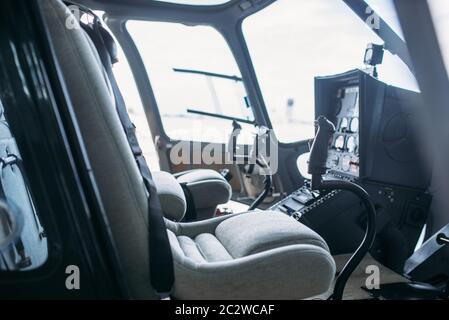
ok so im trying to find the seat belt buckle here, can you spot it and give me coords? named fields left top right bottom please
left=125, top=127, right=143, bottom=157
left=131, top=145, right=143, bottom=157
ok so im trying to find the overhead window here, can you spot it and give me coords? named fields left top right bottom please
left=127, top=21, right=254, bottom=143
left=243, top=0, right=418, bottom=143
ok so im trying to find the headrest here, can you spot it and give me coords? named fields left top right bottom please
left=65, top=1, right=119, bottom=64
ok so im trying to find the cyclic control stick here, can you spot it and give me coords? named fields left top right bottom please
left=308, top=116, right=377, bottom=300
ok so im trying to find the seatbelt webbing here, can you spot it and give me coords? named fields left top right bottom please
left=180, top=183, right=197, bottom=222
left=81, top=17, right=174, bottom=298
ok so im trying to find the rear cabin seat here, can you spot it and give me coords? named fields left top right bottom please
left=41, top=0, right=336, bottom=299
left=153, top=169, right=232, bottom=222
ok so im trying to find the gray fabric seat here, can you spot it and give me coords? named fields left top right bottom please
left=41, top=0, right=336, bottom=300
left=167, top=212, right=335, bottom=299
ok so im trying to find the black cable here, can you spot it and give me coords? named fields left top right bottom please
left=248, top=173, right=272, bottom=211
left=248, top=156, right=272, bottom=211
left=312, top=176, right=377, bottom=300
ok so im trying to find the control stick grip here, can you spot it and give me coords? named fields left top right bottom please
left=308, top=116, right=335, bottom=176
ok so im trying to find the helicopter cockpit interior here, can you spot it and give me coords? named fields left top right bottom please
left=0, top=0, right=448, bottom=302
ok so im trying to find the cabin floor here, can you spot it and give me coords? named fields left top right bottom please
left=312, top=254, right=409, bottom=300
left=219, top=201, right=410, bottom=300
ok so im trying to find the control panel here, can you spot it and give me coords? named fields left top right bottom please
left=270, top=180, right=344, bottom=222
left=269, top=69, right=431, bottom=271
left=271, top=84, right=361, bottom=220
left=327, top=86, right=360, bottom=177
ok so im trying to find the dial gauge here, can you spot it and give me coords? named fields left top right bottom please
left=334, top=135, right=345, bottom=150
left=350, top=117, right=359, bottom=133
left=347, top=136, right=356, bottom=153
left=340, top=118, right=349, bottom=132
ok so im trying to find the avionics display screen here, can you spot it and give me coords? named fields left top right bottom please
left=326, top=86, right=360, bottom=177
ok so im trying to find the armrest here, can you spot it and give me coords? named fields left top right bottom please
left=152, top=171, right=186, bottom=222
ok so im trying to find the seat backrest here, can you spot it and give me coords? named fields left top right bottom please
left=41, top=0, right=157, bottom=299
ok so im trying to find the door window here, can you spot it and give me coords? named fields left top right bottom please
left=0, top=100, right=48, bottom=271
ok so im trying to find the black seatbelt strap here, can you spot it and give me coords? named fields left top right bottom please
left=180, top=183, right=197, bottom=222
left=79, top=13, right=174, bottom=298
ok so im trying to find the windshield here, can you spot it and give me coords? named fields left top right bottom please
left=243, top=0, right=418, bottom=143
left=127, top=21, right=255, bottom=143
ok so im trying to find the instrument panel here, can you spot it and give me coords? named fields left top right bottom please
left=270, top=69, right=431, bottom=268
left=326, top=86, right=360, bottom=177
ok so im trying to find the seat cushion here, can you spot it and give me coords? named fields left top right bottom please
left=173, top=233, right=233, bottom=263
left=215, top=211, right=329, bottom=258
left=168, top=211, right=336, bottom=300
